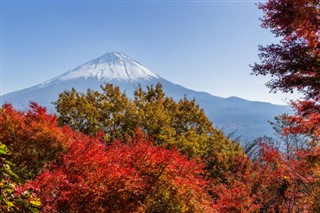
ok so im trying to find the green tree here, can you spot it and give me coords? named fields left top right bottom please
left=55, top=83, right=244, bottom=182
left=0, top=142, right=40, bottom=212
left=56, top=85, right=136, bottom=140
left=56, top=83, right=240, bottom=158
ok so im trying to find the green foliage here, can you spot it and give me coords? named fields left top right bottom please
left=132, top=84, right=217, bottom=157
left=0, top=142, right=40, bottom=212
left=56, top=83, right=242, bottom=161
left=56, top=85, right=135, bottom=139
left=204, top=131, right=243, bottom=183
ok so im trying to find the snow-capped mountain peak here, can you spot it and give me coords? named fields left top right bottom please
left=1, top=51, right=292, bottom=140
left=42, top=52, right=159, bottom=86
left=92, top=51, right=134, bottom=64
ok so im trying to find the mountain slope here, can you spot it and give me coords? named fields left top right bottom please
left=1, top=52, right=291, bottom=141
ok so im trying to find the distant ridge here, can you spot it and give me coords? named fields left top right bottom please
left=1, top=51, right=291, bottom=141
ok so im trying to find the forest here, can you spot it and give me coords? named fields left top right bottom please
left=1, top=0, right=320, bottom=212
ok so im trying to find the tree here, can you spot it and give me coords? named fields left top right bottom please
left=250, top=1, right=320, bottom=210
left=55, top=83, right=242, bottom=159
left=212, top=144, right=320, bottom=212
left=0, top=142, right=40, bottom=212
left=211, top=155, right=261, bottom=212
left=133, top=84, right=219, bottom=157
left=251, top=0, right=320, bottom=142
left=251, top=0, right=320, bottom=100
left=0, top=103, right=74, bottom=180
left=56, top=83, right=244, bottom=183
left=268, top=115, right=309, bottom=154
left=255, top=145, right=320, bottom=212
left=283, top=100, right=320, bottom=143
left=55, top=85, right=135, bottom=139
left=22, top=130, right=215, bottom=213
left=243, top=136, right=276, bottom=161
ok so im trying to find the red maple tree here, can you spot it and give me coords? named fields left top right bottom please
left=0, top=103, right=76, bottom=180
left=21, top=130, right=215, bottom=212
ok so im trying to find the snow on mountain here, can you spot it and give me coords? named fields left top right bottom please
left=40, top=52, right=159, bottom=87
left=1, top=52, right=291, bottom=141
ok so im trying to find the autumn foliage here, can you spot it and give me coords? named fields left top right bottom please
left=252, top=0, right=320, bottom=144
left=55, top=83, right=241, bottom=159
left=0, top=96, right=319, bottom=212
left=0, top=103, right=78, bottom=180
left=248, top=1, right=320, bottom=211
left=22, top=130, right=214, bottom=212
left=1, top=0, right=320, bottom=211
left=282, top=100, right=320, bottom=144
left=55, top=83, right=244, bottom=182
left=252, top=0, right=320, bottom=99
left=0, top=103, right=217, bottom=212
left=212, top=144, right=320, bottom=212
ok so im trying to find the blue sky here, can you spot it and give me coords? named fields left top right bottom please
left=1, top=0, right=300, bottom=104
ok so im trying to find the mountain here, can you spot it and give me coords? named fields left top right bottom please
left=1, top=52, right=291, bottom=141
